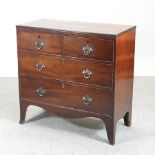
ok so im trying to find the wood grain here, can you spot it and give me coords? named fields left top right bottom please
left=114, top=29, right=136, bottom=123
left=18, top=52, right=113, bottom=88
left=64, top=35, right=114, bottom=62
left=17, top=30, right=63, bottom=55
left=20, top=75, right=113, bottom=115
left=16, top=20, right=136, bottom=145
left=17, top=19, right=135, bottom=36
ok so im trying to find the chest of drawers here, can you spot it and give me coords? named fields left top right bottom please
left=16, top=19, right=136, bottom=145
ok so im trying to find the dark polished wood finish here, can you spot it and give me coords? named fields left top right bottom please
left=17, top=19, right=134, bottom=35
left=64, top=36, right=114, bottom=62
left=114, top=29, right=136, bottom=126
left=16, top=19, right=136, bottom=145
left=20, top=75, right=113, bottom=115
left=17, top=30, right=63, bottom=55
left=19, top=52, right=113, bottom=88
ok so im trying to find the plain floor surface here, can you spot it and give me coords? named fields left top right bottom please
left=0, top=77, right=155, bottom=155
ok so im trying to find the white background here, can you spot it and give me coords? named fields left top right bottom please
left=0, top=0, right=154, bottom=77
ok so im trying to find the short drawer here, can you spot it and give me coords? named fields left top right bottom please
left=20, top=76, right=113, bottom=115
left=17, top=31, right=62, bottom=55
left=64, top=36, right=114, bottom=62
left=19, top=52, right=113, bottom=88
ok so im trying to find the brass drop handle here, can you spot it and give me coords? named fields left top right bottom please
left=35, top=40, right=44, bottom=49
left=82, top=95, right=93, bottom=105
left=82, top=45, right=93, bottom=55
left=36, top=63, right=45, bottom=71
left=36, top=87, right=46, bottom=97
left=82, top=69, right=93, bottom=79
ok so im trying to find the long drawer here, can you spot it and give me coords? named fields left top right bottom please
left=18, top=52, right=113, bottom=88
left=20, top=75, right=113, bottom=115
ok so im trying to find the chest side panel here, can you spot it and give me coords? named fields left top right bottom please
left=114, top=28, right=136, bottom=120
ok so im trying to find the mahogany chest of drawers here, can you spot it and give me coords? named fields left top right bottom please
left=16, top=19, right=136, bottom=145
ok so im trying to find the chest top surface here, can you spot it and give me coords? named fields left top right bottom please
left=17, top=19, right=135, bottom=36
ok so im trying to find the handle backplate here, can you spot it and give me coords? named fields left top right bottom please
left=82, top=95, right=93, bottom=105
left=36, top=63, right=45, bottom=71
left=36, top=87, right=46, bottom=97
left=82, top=45, right=93, bottom=55
left=34, top=40, right=44, bottom=49
left=82, top=69, right=93, bottom=79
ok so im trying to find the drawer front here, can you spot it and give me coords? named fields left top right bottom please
left=17, top=31, right=62, bottom=55
left=19, top=52, right=113, bottom=88
left=20, top=76, right=113, bottom=115
left=64, top=36, right=114, bottom=62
